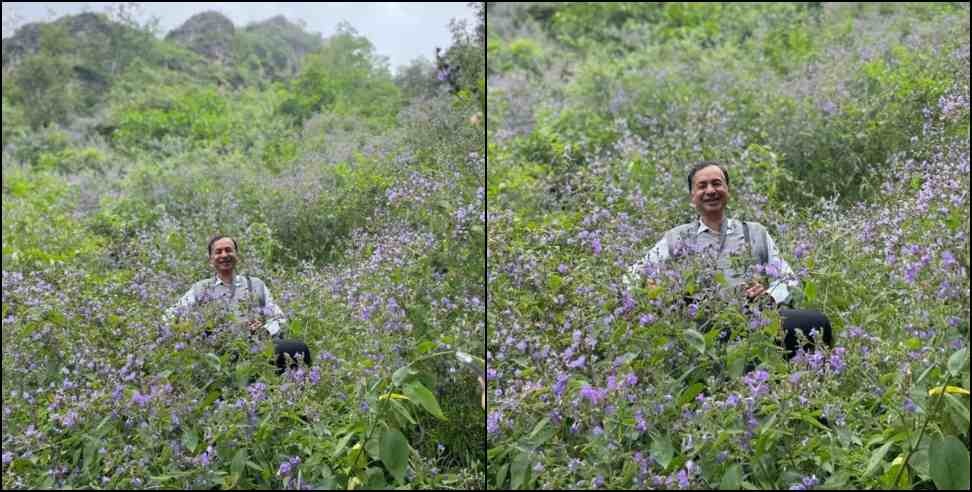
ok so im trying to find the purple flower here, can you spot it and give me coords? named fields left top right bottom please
left=2, top=451, right=13, bottom=465
left=828, top=347, right=846, bottom=374
left=309, top=367, right=320, bottom=385
left=676, top=469, right=690, bottom=488
left=789, top=474, right=818, bottom=490
left=624, top=372, right=638, bottom=387
left=743, top=370, right=769, bottom=398
left=941, top=250, right=957, bottom=267
left=903, top=399, right=917, bottom=414
left=593, top=474, right=605, bottom=488
left=131, top=391, right=151, bottom=407
left=553, top=373, right=569, bottom=398
left=688, top=303, right=698, bottom=318
left=277, top=461, right=291, bottom=477
left=487, top=411, right=502, bottom=435
left=579, top=385, right=608, bottom=406
left=592, top=238, right=602, bottom=256
left=247, top=382, right=267, bottom=403
left=567, top=355, right=586, bottom=369
left=558, top=263, right=569, bottom=274
left=639, top=313, right=656, bottom=326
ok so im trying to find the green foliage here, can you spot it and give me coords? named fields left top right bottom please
left=113, top=86, right=239, bottom=152
left=2, top=168, right=103, bottom=269
left=278, top=23, right=401, bottom=127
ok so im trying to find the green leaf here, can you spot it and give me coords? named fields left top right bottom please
left=392, top=366, right=418, bottom=387
left=416, top=340, right=437, bottom=354
left=182, top=429, right=199, bottom=454
left=685, top=329, right=706, bottom=355
left=804, top=281, right=816, bottom=304
left=331, top=432, right=355, bottom=460
left=864, top=442, right=893, bottom=477
left=548, top=273, right=563, bottom=291
left=945, top=393, right=971, bottom=428
left=930, top=436, right=970, bottom=490
left=403, top=381, right=446, bottom=420
left=510, top=450, right=532, bottom=490
left=678, top=382, right=705, bottom=407
left=720, top=464, right=741, bottom=490
left=231, top=448, right=247, bottom=477
left=380, top=428, right=409, bottom=484
left=495, top=463, right=509, bottom=489
left=948, top=347, right=967, bottom=377
left=652, top=434, right=674, bottom=470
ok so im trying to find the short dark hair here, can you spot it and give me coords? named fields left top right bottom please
left=688, top=161, right=730, bottom=191
left=208, top=235, right=239, bottom=256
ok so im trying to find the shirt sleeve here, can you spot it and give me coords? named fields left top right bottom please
left=260, top=283, right=287, bottom=337
left=624, top=235, right=670, bottom=290
left=164, top=285, right=198, bottom=323
left=764, top=232, right=797, bottom=305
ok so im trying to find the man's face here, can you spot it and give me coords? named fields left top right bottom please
left=691, top=165, right=730, bottom=215
left=209, top=238, right=238, bottom=275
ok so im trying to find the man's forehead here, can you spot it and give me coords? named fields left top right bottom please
left=212, top=238, right=235, bottom=250
left=694, top=166, right=725, bottom=182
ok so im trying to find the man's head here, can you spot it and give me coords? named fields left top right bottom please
left=208, top=235, right=239, bottom=275
left=688, top=161, right=730, bottom=216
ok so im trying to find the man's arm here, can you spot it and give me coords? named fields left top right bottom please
left=259, top=283, right=287, bottom=337
left=163, top=284, right=198, bottom=324
left=624, top=235, right=669, bottom=290
left=764, top=232, right=797, bottom=305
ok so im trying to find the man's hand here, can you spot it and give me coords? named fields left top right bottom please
left=744, top=282, right=767, bottom=300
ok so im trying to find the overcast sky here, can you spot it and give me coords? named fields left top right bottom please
left=2, top=2, right=476, bottom=72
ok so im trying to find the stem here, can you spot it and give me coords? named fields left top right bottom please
left=891, top=372, right=952, bottom=488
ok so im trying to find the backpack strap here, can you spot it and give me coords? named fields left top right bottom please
left=742, top=221, right=752, bottom=257
left=742, top=221, right=769, bottom=265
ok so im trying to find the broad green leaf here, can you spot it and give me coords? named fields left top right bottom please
left=495, top=463, right=509, bottom=489
left=392, top=366, right=418, bottom=387
left=948, top=347, right=968, bottom=377
left=182, top=429, right=199, bottom=454
left=510, top=450, right=532, bottom=490
left=678, top=382, right=705, bottom=407
left=403, top=381, right=447, bottom=420
left=929, top=436, right=970, bottom=490
left=331, top=432, right=355, bottom=460
left=685, top=329, right=706, bottom=355
left=720, top=464, right=741, bottom=490
left=230, top=448, right=247, bottom=477
left=380, top=428, right=408, bottom=483
left=651, top=434, right=674, bottom=470
left=804, top=281, right=816, bottom=304
left=864, top=442, right=892, bottom=477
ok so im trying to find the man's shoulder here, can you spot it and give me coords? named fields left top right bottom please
left=664, top=222, right=697, bottom=237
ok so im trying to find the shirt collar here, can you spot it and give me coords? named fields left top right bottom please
left=696, top=217, right=735, bottom=235
left=212, top=274, right=244, bottom=287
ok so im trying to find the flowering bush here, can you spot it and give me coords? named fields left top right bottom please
left=487, top=3, right=969, bottom=490
left=2, top=8, right=484, bottom=489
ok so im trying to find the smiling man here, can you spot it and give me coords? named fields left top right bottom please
left=167, top=235, right=311, bottom=374
left=625, top=161, right=832, bottom=359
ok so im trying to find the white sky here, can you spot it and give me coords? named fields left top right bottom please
left=2, top=2, right=476, bottom=72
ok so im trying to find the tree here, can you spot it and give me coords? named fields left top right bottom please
left=279, top=22, right=400, bottom=126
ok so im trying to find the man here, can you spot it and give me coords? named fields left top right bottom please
left=625, top=161, right=832, bottom=358
left=166, top=235, right=311, bottom=374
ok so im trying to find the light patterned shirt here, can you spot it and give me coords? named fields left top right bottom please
left=625, top=217, right=796, bottom=305
left=166, top=274, right=286, bottom=336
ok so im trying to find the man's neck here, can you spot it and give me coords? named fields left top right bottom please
left=700, top=213, right=724, bottom=233
left=217, top=271, right=236, bottom=285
